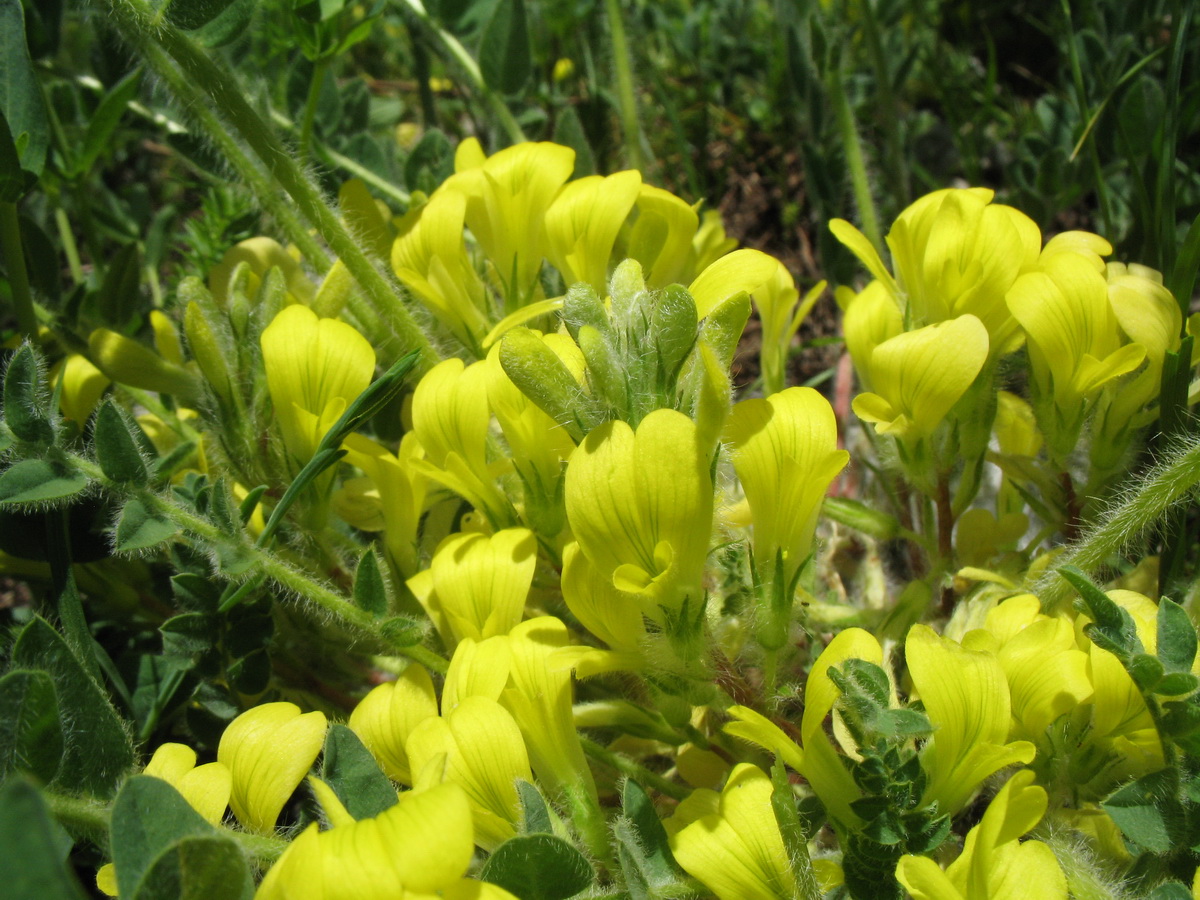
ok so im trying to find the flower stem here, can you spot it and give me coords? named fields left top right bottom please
left=604, top=0, right=642, bottom=170
left=0, top=201, right=38, bottom=337
left=102, top=0, right=438, bottom=371
left=1037, top=434, right=1200, bottom=611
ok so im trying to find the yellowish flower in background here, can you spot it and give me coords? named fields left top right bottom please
left=666, top=763, right=796, bottom=900
left=339, top=432, right=428, bottom=578
left=726, top=386, right=849, bottom=590
left=907, top=625, right=1035, bottom=817
left=349, top=664, right=439, bottom=785
left=852, top=314, right=989, bottom=442
left=726, top=627, right=883, bottom=829
left=896, top=770, right=1066, bottom=900
left=52, top=353, right=109, bottom=424
left=255, top=782, right=517, bottom=900
left=88, top=327, right=200, bottom=400
left=686, top=248, right=779, bottom=318
left=688, top=208, right=739, bottom=275
left=545, top=170, right=643, bottom=294
left=565, top=408, right=713, bottom=617
left=260, top=304, right=375, bottom=468
left=208, top=236, right=315, bottom=307
left=218, top=701, right=327, bottom=833
left=750, top=260, right=826, bottom=395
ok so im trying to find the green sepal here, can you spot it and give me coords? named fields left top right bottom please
left=352, top=546, right=389, bottom=618
left=321, top=724, right=398, bottom=820
left=480, top=833, right=595, bottom=900
left=3, top=344, right=55, bottom=446
left=94, top=400, right=150, bottom=486
left=500, top=327, right=590, bottom=442
left=0, top=777, right=87, bottom=899
left=0, top=668, right=64, bottom=783
left=651, top=284, right=698, bottom=386
left=517, top=779, right=552, bottom=834
left=561, top=282, right=610, bottom=340
left=1157, top=597, right=1197, bottom=674
left=11, top=617, right=134, bottom=798
left=115, top=497, right=178, bottom=553
left=0, top=457, right=90, bottom=506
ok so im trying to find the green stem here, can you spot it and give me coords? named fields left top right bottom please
left=395, top=0, right=526, bottom=145
left=298, top=59, right=329, bottom=163
left=45, top=789, right=290, bottom=864
left=580, top=736, right=689, bottom=801
left=1037, top=434, right=1200, bottom=611
left=123, top=26, right=331, bottom=273
left=54, top=208, right=85, bottom=285
left=0, top=201, right=38, bottom=336
left=858, top=0, right=907, bottom=206
left=104, top=0, right=437, bottom=370
left=68, top=454, right=449, bottom=674
left=828, top=67, right=882, bottom=253
left=604, top=0, right=642, bottom=170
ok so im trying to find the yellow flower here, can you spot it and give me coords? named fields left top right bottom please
left=666, top=763, right=796, bottom=900
left=726, top=387, right=849, bottom=589
left=349, top=664, right=439, bottom=785
left=852, top=314, right=989, bottom=441
left=565, top=408, right=713, bottom=617
left=208, top=237, right=315, bottom=307
left=409, top=357, right=512, bottom=527
left=405, top=695, right=533, bottom=851
left=259, top=304, right=375, bottom=468
left=218, top=701, right=327, bottom=833
left=52, top=354, right=109, bottom=424
left=625, top=184, right=700, bottom=289
left=1006, top=251, right=1145, bottom=459
left=560, top=540, right=647, bottom=654
left=142, top=742, right=232, bottom=826
left=339, top=432, right=428, bottom=578
left=424, top=527, right=538, bottom=645
left=907, top=625, right=1035, bottom=816
left=896, top=770, right=1066, bottom=900
left=391, top=190, right=490, bottom=352
left=444, top=141, right=575, bottom=304
left=545, top=170, right=643, bottom=294
left=687, top=248, right=780, bottom=318
left=832, top=188, right=1039, bottom=356
left=255, top=782, right=518, bottom=900
left=839, top=279, right=903, bottom=391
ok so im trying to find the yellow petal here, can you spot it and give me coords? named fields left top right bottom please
left=628, top=184, right=700, bottom=288
left=687, top=249, right=780, bottom=318
left=349, top=664, right=438, bottom=785
left=218, top=701, right=328, bottom=833
left=443, top=636, right=512, bottom=712
left=545, top=171, right=642, bottom=293
left=723, top=706, right=805, bottom=772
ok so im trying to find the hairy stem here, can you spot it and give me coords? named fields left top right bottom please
left=1037, top=434, right=1200, bottom=611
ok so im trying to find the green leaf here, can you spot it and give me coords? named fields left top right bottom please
left=480, top=833, right=594, bottom=900
left=1102, top=768, right=1178, bottom=853
left=12, top=617, right=133, bottom=797
left=165, top=0, right=241, bottom=30
left=3, top=343, right=55, bottom=445
left=617, top=779, right=679, bottom=885
left=0, top=0, right=49, bottom=178
left=92, top=243, right=143, bottom=331
left=479, top=0, right=531, bottom=95
left=1157, top=598, right=1197, bottom=673
left=1061, top=566, right=1141, bottom=659
left=321, top=724, right=397, bottom=820
left=0, top=458, right=90, bottom=506
left=189, top=0, right=255, bottom=47
left=0, top=669, right=63, bottom=783
left=115, top=497, right=177, bottom=552
left=552, top=107, right=595, bottom=178
left=352, top=547, right=388, bottom=618
left=132, top=834, right=253, bottom=900
left=161, top=614, right=216, bottom=656
left=1156, top=672, right=1199, bottom=697
left=403, top=128, right=453, bottom=193
left=1127, top=653, right=1165, bottom=692
left=517, top=780, right=552, bottom=834
left=74, top=68, right=142, bottom=177
left=238, top=485, right=267, bottom=525
left=0, top=109, right=34, bottom=200
left=94, top=401, right=149, bottom=485
left=0, top=778, right=87, bottom=900
left=1147, top=884, right=1194, bottom=900
left=110, top=776, right=214, bottom=899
